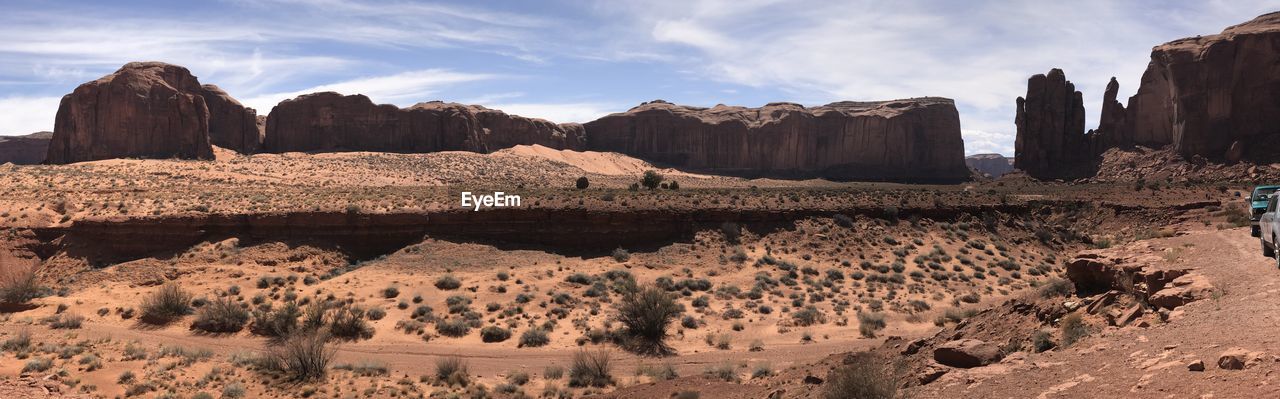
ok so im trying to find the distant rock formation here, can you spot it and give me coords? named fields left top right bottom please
left=263, top=92, right=585, bottom=154
left=1013, top=69, right=1095, bottom=179
left=0, top=132, right=52, bottom=165
left=965, top=153, right=1013, bottom=177
left=1093, top=77, right=1128, bottom=149
left=582, top=99, right=969, bottom=182
left=200, top=84, right=261, bottom=154
left=46, top=62, right=216, bottom=164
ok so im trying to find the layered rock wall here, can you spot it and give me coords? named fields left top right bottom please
left=582, top=98, right=969, bottom=182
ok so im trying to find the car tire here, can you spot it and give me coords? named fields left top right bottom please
left=1254, top=226, right=1262, bottom=237
left=1265, top=239, right=1276, bottom=257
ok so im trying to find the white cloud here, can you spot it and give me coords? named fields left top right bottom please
left=0, top=96, right=61, bottom=136
left=241, top=70, right=498, bottom=112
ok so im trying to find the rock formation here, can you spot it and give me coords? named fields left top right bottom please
left=1093, top=77, right=1128, bottom=148
left=46, top=62, right=215, bottom=164
left=0, top=132, right=52, bottom=165
left=200, top=84, right=261, bottom=154
left=1124, top=11, right=1280, bottom=162
left=1015, top=12, right=1280, bottom=179
left=582, top=98, right=968, bottom=182
left=263, top=92, right=585, bottom=154
left=965, top=153, right=1014, bottom=178
left=1013, top=69, right=1094, bottom=179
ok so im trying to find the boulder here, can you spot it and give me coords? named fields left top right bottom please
left=263, top=93, right=585, bottom=154
left=1148, top=273, right=1215, bottom=309
left=933, top=339, right=1003, bottom=368
left=1216, top=348, right=1262, bottom=370
left=46, top=62, right=216, bottom=164
left=1013, top=69, right=1093, bottom=180
left=0, top=132, right=52, bottom=165
left=582, top=98, right=969, bottom=182
left=200, top=84, right=261, bottom=153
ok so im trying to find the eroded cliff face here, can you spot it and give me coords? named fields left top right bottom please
left=0, top=132, right=52, bottom=165
left=1013, top=69, right=1095, bottom=180
left=46, top=62, right=215, bottom=164
left=263, top=93, right=585, bottom=153
left=582, top=99, right=969, bottom=182
left=200, top=84, right=262, bottom=154
left=1125, top=12, right=1280, bottom=162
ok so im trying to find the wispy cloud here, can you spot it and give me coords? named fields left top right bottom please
left=487, top=102, right=622, bottom=124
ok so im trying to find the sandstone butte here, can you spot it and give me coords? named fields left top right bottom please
left=42, top=63, right=969, bottom=182
left=1015, top=11, right=1280, bottom=180
left=582, top=99, right=970, bottom=182
left=261, top=92, right=586, bottom=154
left=45, top=62, right=261, bottom=164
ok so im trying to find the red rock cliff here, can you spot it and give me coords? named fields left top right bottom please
left=46, top=62, right=215, bottom=164
left=262, top=93, right=585, bottom=153
left=0, top=132, right=52, bottom=165
left=581, top=98, right=968, bottom=182
left=1125, top=11, right=1280, bottom=161
left=200, top=84, right=261, bottom=154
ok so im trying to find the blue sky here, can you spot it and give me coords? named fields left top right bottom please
left=1, top=0, right=1277, bottom=155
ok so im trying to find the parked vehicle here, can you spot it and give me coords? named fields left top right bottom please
left=1251, top=185, right=1280, bottom=237
left=1260, top=195, right=1280, bottom=267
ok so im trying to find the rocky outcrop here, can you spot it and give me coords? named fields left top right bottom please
left=965, top=153, right=1013, bottom=177
left=582, top=98, right=968, bottom=182
left=0, top=132, right=52, bottom=165
left=263, top=93, right=585, bottom=154
left=1124, top=12, right=1280, bottom=162
left=1093, top=77, right=1128, bottom=149
left=200, top=84, right=261, bottom=153
left=1066, top=249, right=1212, bottom=310
left=46, top=62, right=215, bottom=164
left=1013, top=69, right=1094, bottom=180
left=933, top=339, right=1003, bottom=368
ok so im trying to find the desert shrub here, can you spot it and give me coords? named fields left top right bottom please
left=1060, top=313, right=1088, bottom=346
left=480, top=326, right=512, bottom=343
left=221, top=383, right=246, bottom=399
left=519, top=328, right=550, bottom=347
left=435, top=356, right=470, bottom=386
left=251, top=302, right=301, bottom=338
left=266, top=330, right=334, bottom=381
left=0, top=261, right=43, bottom=304
left=434, top=275, right=462, bottom=290
left=23, top=357, right=52, bottom=373
left=328, top=305, right=373, bottom=340
left=1039, top=278, right=1074, bottom=298
left=640, top=363, right=678, bottom=381
left=616, top=285, right=683, bottom=356
left=834, top=214, right=854, bottom=228
left=704, top=362, right=739, bottom=382
left=641, top=170, right=663, bottom=190
left=857, top=312, right=886, bottom=338
left=334, top=360, right=389, bottom=376
left=568, top=349, right=613, bottom=388
left=823, top=353, right=897, bottom=399
left=3, top=329, right=31, bottom=351
left=366, top=306, right=386, bottom=321
left=575, top=176, right=589, bottom=189
left=793, top=306, right=825, bottom=326
left=612, top=248, right=631, bottom=262
left=436, top=319, right=470, bottom=337
left=140, top=283, right=193, bottom=324
left=191, top=297, right=248, bottom=333
left=1031, top=330, right=1055, bottom=352
left=48, top=313, right=84, bottom=329
left=382, top=286, right=400, bottom=298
